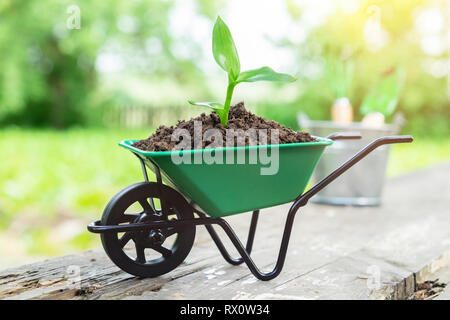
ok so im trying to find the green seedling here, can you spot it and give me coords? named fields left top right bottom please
left=189, top=16, right=296, bottom=127
left=325, top=54, right=354, bottom=99
left=360, top=67, right=405, bottom=117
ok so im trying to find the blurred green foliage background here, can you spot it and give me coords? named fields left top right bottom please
left=1, top=0, right=449, bottom=268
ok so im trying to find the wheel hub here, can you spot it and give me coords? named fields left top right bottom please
left=149, top=229, right=165, bottom=245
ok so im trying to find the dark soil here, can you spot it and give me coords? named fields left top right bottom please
left=133, top=102, right=316, bottom=152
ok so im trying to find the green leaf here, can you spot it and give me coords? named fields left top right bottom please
left=188, top=100, right=224, bottom=110
left=212, top=16, right=240, bottom=81
left=237, top=66, right=297, bottom=83
left=360, top=68, right=405, bottom=117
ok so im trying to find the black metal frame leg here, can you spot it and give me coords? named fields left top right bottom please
left=203, top=206, right=298, bottom=281
left=198, top=210, right=259, bottom=266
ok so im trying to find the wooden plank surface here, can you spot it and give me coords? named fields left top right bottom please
left=1, top=162, right=449, bottom=300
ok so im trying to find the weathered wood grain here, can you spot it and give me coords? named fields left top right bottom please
left=1, top=161, right=449, bottom=300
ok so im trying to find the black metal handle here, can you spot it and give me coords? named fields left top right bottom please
left=293, top=135, right=413, bottom=209
left=327, top=132, right=362, bottom=140
left=371, top=135, right=413, bottom=144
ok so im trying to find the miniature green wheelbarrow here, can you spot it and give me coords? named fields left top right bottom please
left=88, top=133, right=412, bottom=280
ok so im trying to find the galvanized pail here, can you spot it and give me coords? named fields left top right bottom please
left=298, top=116, right=399, bottom=206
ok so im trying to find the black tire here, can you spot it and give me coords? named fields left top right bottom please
left=100, top=182, right=196, bottom=278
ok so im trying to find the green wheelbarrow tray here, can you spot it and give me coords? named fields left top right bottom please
left=88, top=133, right=413, bottom=281
left=119, top=137, right=333, bottom=218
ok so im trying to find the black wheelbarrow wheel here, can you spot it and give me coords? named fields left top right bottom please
left=100, top=182, right=196, bottom=278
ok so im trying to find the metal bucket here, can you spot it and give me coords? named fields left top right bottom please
left=298, top=116, right=399, bottom=206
